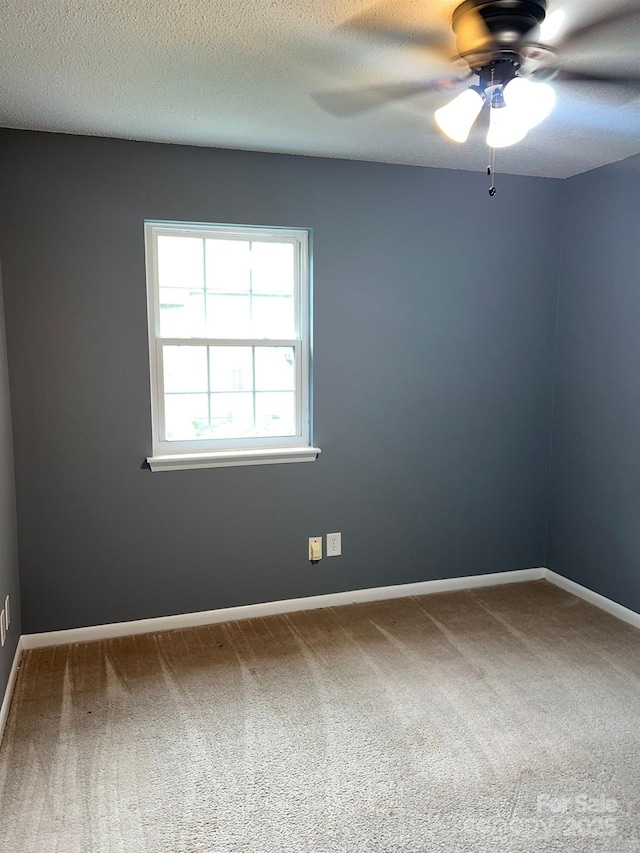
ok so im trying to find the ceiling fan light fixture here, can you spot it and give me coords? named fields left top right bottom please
left=434, top=87, right=484, bottom=143
left=502, top=77, right=556, bottom=129
left=486, top=102, right=530, bottom=148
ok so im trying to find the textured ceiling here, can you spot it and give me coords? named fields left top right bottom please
left=1, top=0, right=639, bottom=178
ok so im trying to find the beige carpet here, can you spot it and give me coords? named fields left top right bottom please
left=1, top=580, right=640, bottom=852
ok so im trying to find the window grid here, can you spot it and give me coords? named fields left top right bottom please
left=159, top=343, right=297, bottom=440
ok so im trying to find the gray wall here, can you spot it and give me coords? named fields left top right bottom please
left=547, top=154, right=640, bottom=613
left=0, top=129, right=562, bottom=634
left=0, top=257, right=21, bottom=692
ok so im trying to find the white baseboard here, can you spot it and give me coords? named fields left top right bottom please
left=0, top=637, right=23, bottom=746
left=544, top=569, right=640, bottom=631
left=15, top=566, right=640, bottom=656
left=21, top=567, right=545, bottom=650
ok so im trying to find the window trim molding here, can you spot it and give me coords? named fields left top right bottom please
left=146, top=445, right=321, bottom=473
left=144, top=220, right=317, bottom=470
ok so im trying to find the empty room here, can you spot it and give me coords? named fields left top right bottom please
left=1, top=1, right=639, bottom=850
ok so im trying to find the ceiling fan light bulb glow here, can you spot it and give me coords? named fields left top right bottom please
left=503, top=77, right=556, bottom=129
left=486, top=104, right=529, bottom=148
left=434, top=89, right=484, bottom=143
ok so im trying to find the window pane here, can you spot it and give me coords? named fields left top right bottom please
left=209, top=347, right=253, bottom=392
left=206, top=294, right=251, bottom=337
left=252, top=294, right=295, bottom=338
left=159, top=288, right=205, bottom=337
left=164, top=393, right=209, bottom=441
left=157, top=236, right=204, bottom=289
left=255, top=392, right=295, bottom=436
left=254, top=347, right=295, bottom=391
left=205, top=240, right=250, bottom=293
left=163, top=347, right=208, bottom=393
left=210, top=392, right=254, bottom=438
left=251, top=242, right=294, bottom=294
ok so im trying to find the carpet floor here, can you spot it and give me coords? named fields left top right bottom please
left=1, top=580, right=639, bottom=852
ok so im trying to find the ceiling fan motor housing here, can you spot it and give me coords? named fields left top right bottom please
left=453, top=0, right=548, bottom=71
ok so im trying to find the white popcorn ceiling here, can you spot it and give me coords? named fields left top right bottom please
left=1, top=0, right=639, bottom=178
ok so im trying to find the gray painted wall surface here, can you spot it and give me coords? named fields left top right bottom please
left=547, top=154, right=640, bottom=613
left=0, top=258, right=21, bottom=692
left=0, top=130, right=561, bottom=634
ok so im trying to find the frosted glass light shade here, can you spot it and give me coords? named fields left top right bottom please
left=503, top=77, right=556, bottom=129
left=435, top=89, right=484, bottom=143
left=486, top=104, right=529, bottom=148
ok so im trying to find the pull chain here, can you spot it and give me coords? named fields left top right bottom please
left=488, top=145, right=496, bottom=196
left=487, top=66, right=497, bottom=197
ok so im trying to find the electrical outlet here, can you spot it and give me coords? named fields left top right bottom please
left=0, top=609, right=5, bottom=647
left=327, top=532, right=342, bottom=557
left=4, top=595, right=9, bottom=630
left=308, top=536, right=322, bottom=561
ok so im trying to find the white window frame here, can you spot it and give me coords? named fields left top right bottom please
left=144, top=221, right=320, bottom=472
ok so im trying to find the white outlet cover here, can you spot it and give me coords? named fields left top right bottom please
left=4, top=595, right=9, bottom=630
left=327, top=532, right=342, bottom=556
left=0, top=610, right=5, bottom=647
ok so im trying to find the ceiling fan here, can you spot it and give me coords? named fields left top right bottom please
left=313, top=0, right=640, bottom=153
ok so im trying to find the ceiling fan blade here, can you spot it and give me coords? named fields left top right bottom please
left=339, top=0, right=455, bottom=59
left=452, top=4, right=494, bottom=55
left=311, top=76, right=473, bottom=117
left=559, top=4, right=640, bottom=47
left=554, top=69, right=640, bottom=87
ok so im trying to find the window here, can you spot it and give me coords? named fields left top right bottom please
left=144, top=221, right=319, bottom=471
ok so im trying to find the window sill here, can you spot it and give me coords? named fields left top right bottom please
left=146, top=446, right=321, bottom=472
